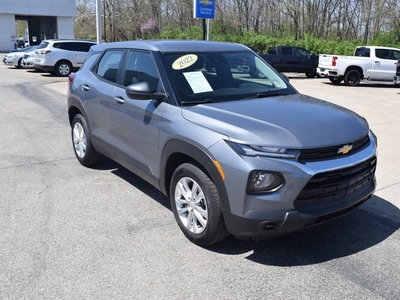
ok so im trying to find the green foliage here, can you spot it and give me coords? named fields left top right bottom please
left=157, top=26, right=400, bottom=54
left=368, top=31, right=400, bottom=48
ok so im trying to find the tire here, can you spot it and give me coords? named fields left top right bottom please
left=16, top=58, right=23, bottom=69
left=344, top=69, right=361, bottom=86
left=55, top=61, right=72, bottom=77
left=71, top=114, right=102, bottom=166
left=329, top=76, right=343, bottom=84
left=170, top=162, right=230, bottom=246
left=305, top=69, right=316, bottom=78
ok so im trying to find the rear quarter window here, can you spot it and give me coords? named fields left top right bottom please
left=355, top=48, right=370, bottom=57
left=37, top=42, right=49, bottom=49
left=74, top=42, right=95, bottom=52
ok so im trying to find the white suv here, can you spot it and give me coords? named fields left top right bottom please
left=34, top=39, right=96, bottom=76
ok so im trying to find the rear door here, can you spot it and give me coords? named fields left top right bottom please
left=276, top=46, right=297, bottom=72
left=83, top=49, right=125, bottom=159
left=73, top=42, right=95, bottom=68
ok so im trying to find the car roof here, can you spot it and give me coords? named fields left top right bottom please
left=91, top=40, right=248, bottom=53
left=41, top=39, right=96, bottom=44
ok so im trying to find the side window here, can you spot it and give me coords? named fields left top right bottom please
left=375, top=49, right=390, bottom=59
left=354, top=48, right=370, bottom=57
left=391, top=50, right=400, bottom=60
left=74, top=42, right=95, bottom=52
left=281, top=47, right=293, bottom=55
left=123, top=51, right=159, bottom=91
left=95, top=50, right=124, bottom=83
left=53, top=42, right=74, bottom=51
left=268, top=47, right=276, bottom=54
left=296, top=47, right=311, bottom=56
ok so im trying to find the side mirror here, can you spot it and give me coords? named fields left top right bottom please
left=125, top=82, right=165, bottom=101
left=280, top=73, right=289, bottom=82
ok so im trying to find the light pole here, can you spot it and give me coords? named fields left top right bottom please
left=95, top=0, right=102, bottom=44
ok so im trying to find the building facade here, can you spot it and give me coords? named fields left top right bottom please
left=0, top=0, right=76, bottom=52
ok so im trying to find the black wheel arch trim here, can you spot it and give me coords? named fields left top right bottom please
left=68, top=96, right=90, bottom=129
left=160, top=139, right=231, bottom=212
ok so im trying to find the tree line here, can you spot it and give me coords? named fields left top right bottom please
left=75, top=0, right=400, bottom=55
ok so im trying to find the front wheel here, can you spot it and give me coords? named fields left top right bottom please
left=305, top=69, right=316, bottom=78
left=71, top=114, right=102, bottom=166
left=344, top=69, right=361, bottom=86
left=170, top=162, right=229, bottom=246
left=16, top=58, right=23, bottom=69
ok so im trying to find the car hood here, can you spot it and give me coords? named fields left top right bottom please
left=181, top=94, right=369, bottom=148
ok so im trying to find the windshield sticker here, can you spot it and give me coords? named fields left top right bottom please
left=183, top=71, right=213, bottom=94
left=172, top=54, right=198, bottom=70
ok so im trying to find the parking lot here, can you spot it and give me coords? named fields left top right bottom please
left=1, top=63, right=399, bottom=299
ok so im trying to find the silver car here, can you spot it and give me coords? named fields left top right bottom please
left=34, top=39, right=96, bottom=76
left=3, top=46, right=38, bottom=68
left=67, top=40, right=377, bottom=246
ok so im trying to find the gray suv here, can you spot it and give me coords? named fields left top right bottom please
left=34, top=39, right=96, bottom=76
left=67, top=40, right=377, bottom=246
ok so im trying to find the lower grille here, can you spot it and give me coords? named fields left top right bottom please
left=294, top=156, right=376, bottom=209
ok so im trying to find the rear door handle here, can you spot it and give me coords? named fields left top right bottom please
left=81, top=84, right=89, bottom=91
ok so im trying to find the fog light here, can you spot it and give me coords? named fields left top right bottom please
left=247, top=171, right=284, bottom=194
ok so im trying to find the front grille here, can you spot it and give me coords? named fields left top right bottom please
left=298, top=135, right=370, bottom=162
left=294, top=156, right=376, bottom=209
left=23, top=54, right=29, bottom=59
left=396, top=60, right=400, bottom=76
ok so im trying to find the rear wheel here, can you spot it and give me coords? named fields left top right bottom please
left=55, top=61, right=72, bottom=77
left=344, top=69, right=361, bottom=86
left=71, top=114, right=102, bottom=166
left=170, top=162, right=229, bottom=246
left=305, top=68, right=316, bottom=78
left=329, top=77, right=343, bottom=84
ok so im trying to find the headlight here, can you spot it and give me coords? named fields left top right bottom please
left=227, top=141, right=300, bottom=159
left=370, top=130, right=377, bottom=147
left=247, top=171, right=284, bottom=194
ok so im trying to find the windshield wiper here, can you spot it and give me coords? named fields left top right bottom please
left=241, top=91, right=292, bottom=100
left=181, top=99, right=214, bottom=105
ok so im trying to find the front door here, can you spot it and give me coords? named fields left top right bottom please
left=371, top=48, right=399, bottom=80
left=112, top=50, right=166, bottom=185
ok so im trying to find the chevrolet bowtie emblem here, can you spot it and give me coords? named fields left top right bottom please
left=338, top=144, right=353, bottom=154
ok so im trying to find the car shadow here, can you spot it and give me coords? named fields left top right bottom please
left=92, top=157, right=171, bottom=210
left=26, top=69, right=47, bottom=74
left=90, top=159, right=399, bottom=266
left=207, top=195, right=399, bottom=266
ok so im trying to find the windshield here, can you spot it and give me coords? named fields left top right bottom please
left=161, top=50, right=296, bottom=105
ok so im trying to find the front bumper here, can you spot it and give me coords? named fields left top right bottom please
left=394, top=75, right=400, bottom=85
left=212, top=132, right=377, bottom=240
left=4, top=57, right=19, bottom=66
left=223, top=184, right=374, bottom=241
left=22, top=58, right=35, bottom=68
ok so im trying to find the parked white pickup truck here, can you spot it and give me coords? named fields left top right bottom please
left=317, top=46, right=400, bottom=86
